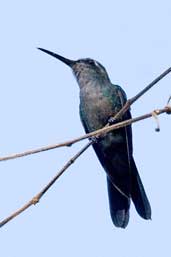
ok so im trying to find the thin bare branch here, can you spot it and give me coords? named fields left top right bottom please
left=131, top=67, right=171, bottom=104
left=110, top=67, right=171, bottom=122
left=167, top=95, right=171, bottom=105
left=0, top=141, right=91, bottom=228
left=0, top=105, right=170, bottom=228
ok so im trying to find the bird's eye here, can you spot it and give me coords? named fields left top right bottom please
left=88, top=59, right=95, bottom=65
left=87, top=59, right=100, bottom=68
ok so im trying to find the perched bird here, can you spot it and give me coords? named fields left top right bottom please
left=38, top=48, right=151, bottom=228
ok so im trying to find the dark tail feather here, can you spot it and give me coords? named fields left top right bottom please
left=131, top=158, right=151, bottom=220
left=107, top=177, right=130, bottom=228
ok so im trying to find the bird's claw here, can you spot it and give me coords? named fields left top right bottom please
left=108, top=117, right=117, bottom=125
left=90, top=136, right=99, bottom=143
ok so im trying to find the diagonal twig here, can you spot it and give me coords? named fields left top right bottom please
left=0, top=141, right=91, bottom=228
left=0, top=105, right=170, bottom=228
left=111, top=67, right=171, bottom=121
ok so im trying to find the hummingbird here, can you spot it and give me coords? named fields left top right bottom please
left=38, top=48, right=151, bottom=228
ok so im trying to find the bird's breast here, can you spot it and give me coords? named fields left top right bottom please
left=80, top=84, right=119, bottom=132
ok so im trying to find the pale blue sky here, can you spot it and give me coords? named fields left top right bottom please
left=0, top=1, right=171, bottom=256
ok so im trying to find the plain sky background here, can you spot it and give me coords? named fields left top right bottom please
left=0, top=1, right=171, bottom=256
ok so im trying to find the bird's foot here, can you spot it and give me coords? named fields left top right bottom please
left=108, top=117, right=118, bottom=125
left=90, top=136, right=99, bottom=144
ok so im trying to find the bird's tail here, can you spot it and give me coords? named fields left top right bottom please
left=107, top=158, right=151, bottom=228
left=130, top=158, right=151, bottom=220
left=107, top=177, right=130, bottom=228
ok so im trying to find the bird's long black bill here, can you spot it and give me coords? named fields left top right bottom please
left=38, top=48, right=75, bottom=67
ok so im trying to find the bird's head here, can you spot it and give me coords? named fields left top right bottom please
left=38, top=48, right=110, bottom=87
